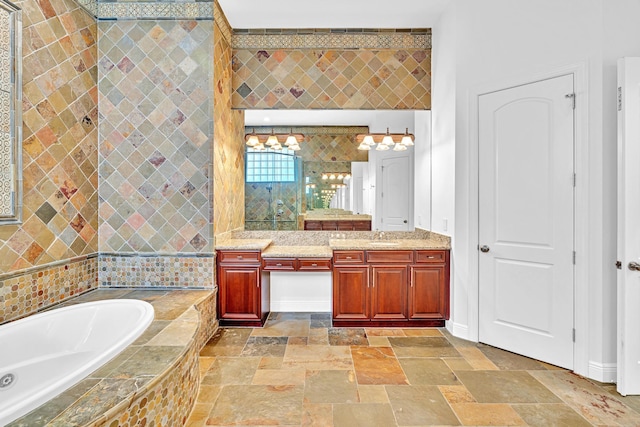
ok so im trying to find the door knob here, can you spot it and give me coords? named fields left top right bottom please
left=628, top=261, right=640, bottom=271
left=480, top=245, right=490, bottom=253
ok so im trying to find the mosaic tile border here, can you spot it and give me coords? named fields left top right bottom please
left=248, top=126, right=369, bottom=136
left=232, top=32, right=432, bottom=49
left=98, top=254, right=215, bottom=288
left=0, top=256, right=98, bottom=324
left=74, top=0, right=214, bottom=20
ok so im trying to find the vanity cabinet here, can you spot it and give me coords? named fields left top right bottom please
left=304, top=220, right=372, bottom=231
left=332, top=249, right=449, bottom=327
left=217, top=250, right=269, bottom=327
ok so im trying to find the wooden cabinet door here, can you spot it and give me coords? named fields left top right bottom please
left=409, top=266, right=448, bottom=320
left=371, top=265, right=408, bottom=320
left=218, top=266, right=261, bottom=320
left=332, top=266, right=369, bottom=320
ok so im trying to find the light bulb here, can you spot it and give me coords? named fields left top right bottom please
left=246, top=135, right=260, bottom=147
left=285, top=135, right=297, bottom=146
left=266, top=134, right=278, bottom=146
left=376, top=143, right=390, bottom=151
left=289, top=143, right=300, bottom=151
left=358, top=142, right=371, bottom=151
left=363, top=135, right=375, bottom=146
left=401, top=135, right=414, bottom=146
left=272, top=143, right=282, bottom=150
left=393, top=143, right=407, bottom=151
left=337, top=173, right=344, bottom=180
left=322, top=174, right=328, bottom=180
left=329, top=174, right=336, bottom=180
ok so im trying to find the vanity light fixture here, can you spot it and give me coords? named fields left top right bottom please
left=245, top=129, right=305, bottom=151
left=321, top=172, right=351, bottom=180
left=356, top=128, right=415, bottom=151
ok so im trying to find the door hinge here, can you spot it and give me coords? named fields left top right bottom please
left=572, top=328, right=576, bottom=342
left=573, top=173, right=576, bottom=187
left=573, top=251, right=576, bottom=265
left=566, top=93, right=576, bottom=109
left=616, top=260, right=622, bottom=270
left=618, top=87, right=623, bottom=111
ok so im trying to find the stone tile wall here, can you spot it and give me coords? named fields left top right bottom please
left=0, top=0, right=98, bottom=273
left=232, top=30, right=431, bottom=110
left=97, top=20, right=213, bottom=254
left=213, top=3, right=245, bottom=236
left=0, top=0, right=99, bottom=321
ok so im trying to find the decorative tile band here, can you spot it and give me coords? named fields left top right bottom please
left=98, top=254, right=215, bottom=288
left=74, top=0, right=214, bottom=20
left=0, top=257, right=99, bottom=324
left=232, top=32, right=432, bottom=50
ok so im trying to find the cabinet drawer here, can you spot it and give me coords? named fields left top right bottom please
left=352, top=221, right=372, bottom=231
left=218, top=251, right=261, bottom=264
left=304, top=220, right=322, bottom=230
left=333, top=251, right=366, bottom=264
left=298, top=258, right=332, bottom=271
left=366, top=250, right=414, bottom=264
left=262, top=258, right=297, bottom=271
left=415, top=250, right=447, bottom=263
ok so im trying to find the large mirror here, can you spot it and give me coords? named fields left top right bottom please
left=243, top=110, right=421, bottom=232
left=0, top=0, right=22, bottom=224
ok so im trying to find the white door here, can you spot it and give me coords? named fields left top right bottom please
left=380, top=155, right=411, bottom=231
left=617, top=57, right=640, bottom=395
left=479, top=74, right=575, bottom=369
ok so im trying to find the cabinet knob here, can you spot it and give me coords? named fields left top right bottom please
left=427, top=256, right=435, bottom=259
left=276, top=263, right=282, bottom=267
left=311, top=263, right=318, bottom=267
left=237, top=255, right=244, bottom=259
left=346, top=256, right=352, bottom=259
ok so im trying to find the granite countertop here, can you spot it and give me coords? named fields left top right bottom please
left=215, top=238, right=272, bottom=251
left=261, top=245, right=333, bottom=258
left=329, top=238, right=451, bottom=251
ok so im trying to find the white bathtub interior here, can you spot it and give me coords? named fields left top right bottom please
left=0, top=299, right=154, bottom=426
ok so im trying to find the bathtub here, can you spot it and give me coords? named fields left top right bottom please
left=0, top=299, right=154, bottom=426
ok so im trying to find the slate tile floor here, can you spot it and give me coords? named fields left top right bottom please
left=186, top=313, right=640, bottom=426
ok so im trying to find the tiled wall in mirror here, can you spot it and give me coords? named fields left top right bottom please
left=0, top=0, right=21, bottom=224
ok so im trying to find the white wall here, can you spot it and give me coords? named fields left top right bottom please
left=414, top=111, right=432, bottom=230
left=430, top=0, right=636, bottom=380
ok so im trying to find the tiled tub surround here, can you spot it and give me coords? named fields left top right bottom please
left=97, top=19, right=214, bottom=255
left=8, top=288, right=218, bottom=427
left=98, top=253, right=215, bottom=288
left=0, top=255, right=98, bottom=324
left=231, top=30, right=431, bottom=110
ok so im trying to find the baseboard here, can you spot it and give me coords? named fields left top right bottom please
left=588, top=361, right=617, bottom=383
left=269, top=300, right=331, bottom=313
left=450, top=321, right=470, bottom=341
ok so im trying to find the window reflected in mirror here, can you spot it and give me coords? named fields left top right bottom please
left=0, top=0, right=21, bottom=224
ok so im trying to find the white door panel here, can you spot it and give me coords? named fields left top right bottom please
left=380, top=154, right=411, bottom=231
left=479, top=74, right=575, bottom=369
left=617, top=57, right=640, bottom=395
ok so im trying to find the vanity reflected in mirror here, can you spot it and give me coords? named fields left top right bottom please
left=243, top=110, right=423, bottom=232
left=0, top=0, right=21, bottom=224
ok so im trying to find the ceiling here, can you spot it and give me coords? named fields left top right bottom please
left=219, top=0, right=445, bottom=128
left=217, top=0, right=447, bottom=31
